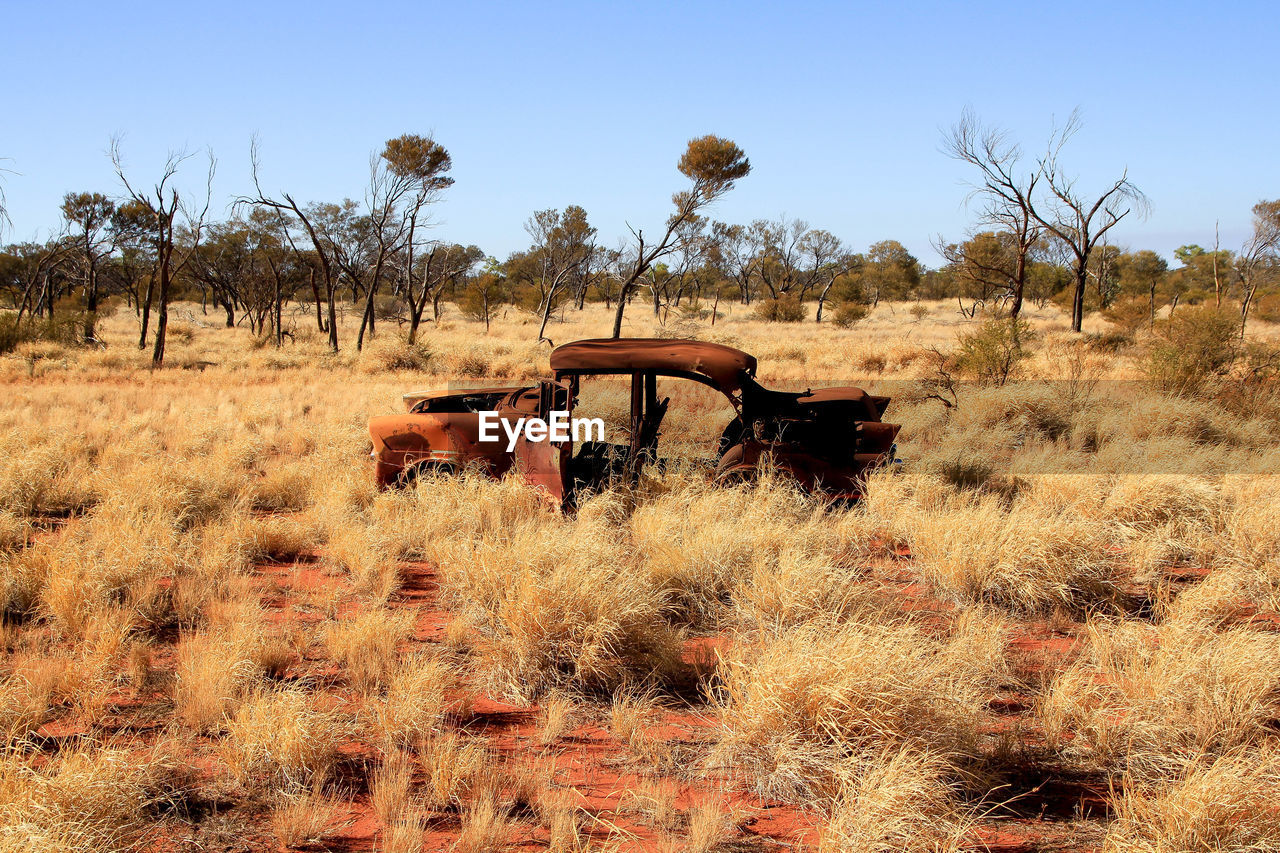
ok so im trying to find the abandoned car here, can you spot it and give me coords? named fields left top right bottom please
left=368, top=338, right=899, bottom=505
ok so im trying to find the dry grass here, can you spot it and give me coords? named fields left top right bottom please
left=270, top=783, right=345, bottom=848
left=434, top=504, right=684, bottom=700
left=454, top=791, right=514, bottom=853
left=420, top=733, right=497, bottom=811
left=818, top=747, right=970, bottom=853
left=538, top=692, right=579, bottom=746
left=1103, top=748, right=1280, bottom=852
left=377, top=807, right=427, bottom=853
left=370, top=651, right=459, bottom=749
left=221, top=688, right=348, bottom=794
left=0, top=743, right=182, bottom=853
left=324, top=608, right=415, bottom=693
left=2, top=299, right=1279, bottom=850
left=371, top=749, right=414, bottom=825
left=1039, top=618, right=1280, bottom=777
left=711, top=616, right=1004, bottom=803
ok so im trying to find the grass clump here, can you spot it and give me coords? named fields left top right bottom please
left=1039, top=620, right=1280, bottom=776
left=221, top=688, right=348, bottom=794
left=0, top=744, right=183, bottom=853
left=1103, top=748, right=1280, bottom=853
left=710, top=617, right=1000, bottom=803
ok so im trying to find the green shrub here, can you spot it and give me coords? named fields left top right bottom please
left=753, top=296, right=806, bottom=323
left=953, top=314, right=1035, bottom=385
left=374, top=293, right=408, bottom=322
left=1084, top=330, right=1135, bottom=354
left=0, top=313, right=91, bottom=354
left=458, top=288, right=498, bottom=324
left=1103, top=295, right=1153, bottom=333
left=1143, top=306, right=1241, bottom=395
left=832, top=302, right=870, bottom=328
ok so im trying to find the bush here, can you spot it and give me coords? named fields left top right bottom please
left=831, top=301, right=869, bottom=328
left=952, top=314, right=1035, bottom=385
left=753, top=296, right=806, bottom=323
left=361, top=339, right=434, bottom=374
left=1084, top=330, right=1134, bottom=353
left=0, top=313, right=91, bottom=354
left=459, top=288, right=498, bottom=324
left=374, top=293, right=408, bottom=322
left=1103, top=295, right=1154, bottom=333
left=1143, top=306, right=1241, bottom=395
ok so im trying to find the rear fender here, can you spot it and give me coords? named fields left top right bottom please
left=369, top=413, right=512, bottom=486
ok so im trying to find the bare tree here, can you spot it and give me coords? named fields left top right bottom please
left=752, top=216, right=808, bottom=299
left=111, top=139, right=214, bottom=367
left=13, top=236, right=72, bottom=325
left=1238, top=199, right=1280, bottom=335
left=709, top=221, right=763, bottom=305
left=240, top=139, right=341, bottom=351
left=0, top=158, right=13, bottom=239
left=942, top=110, right=1041, bottom=319
left=1027, top=110, right=1147, bottom=332
left=610, top=136, right=750, bottom=338
left=406, top=241, right=482, bottom=341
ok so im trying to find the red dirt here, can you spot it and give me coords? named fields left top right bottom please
left=24, top=531, right=1240, bottom=852
left=223, top=552, right=1110, bottom=851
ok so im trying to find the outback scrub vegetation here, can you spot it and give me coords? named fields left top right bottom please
left=1, top=120, right=1280, bottom=852
left=2, top=298, right=1280, bottom=852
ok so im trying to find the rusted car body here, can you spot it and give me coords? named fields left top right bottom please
left=368, top=338, right=899, bottom=505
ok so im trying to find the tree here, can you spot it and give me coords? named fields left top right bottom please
left=943, top=111, right=1041, bottom=318
left=751, top=217, right=807, bottom=299
left=709, top=221, right=763, bottom=305
left=940, top=231, right=1020, bottom=307
left=0, top=158, right=12, bottom=239
left=1238, top=199, right=1280, bottom=334
left=378, top=133, right=454, bottom=347
left=1115, top=249, right=1168, bottom=328
left=1028, top=110, right=1148, bottom=332
left=610, top=135, right=750, bottom=338
left=111, top=139, right=214, bottom=367
left=526, top=205, right=596, bottom=343
left=9, top=237, right=72, bottom=325
left=406, top=242, right=483, bottom=341
left=864, top=240, right=920, bottom=303
left=241, top=139, right=341, bottom=351
left=460, top=258, right=508, bottom=332
left=799, top=229, right=856, bottom=322
left=60, top=192, right=118, bottom=340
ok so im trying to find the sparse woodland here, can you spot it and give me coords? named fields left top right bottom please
left=2, top=121, right=1278, bottom=362
left=2, top=122, right=1280, bottom=853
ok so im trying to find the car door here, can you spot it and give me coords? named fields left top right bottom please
left=511, top=379, right=573, bottom=504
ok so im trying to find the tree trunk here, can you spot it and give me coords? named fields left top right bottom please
left=152, top=243, right=171, bottom=367
left=139, top=271, right=156, bottom=349
left=1009, top=248, right=1026, bottom=320
left=611, top=285, right=632, bottom=338
left=1071, top=266, right=1086, bottom=333
left=326, top=283, right=338, bottom=352
left=309, top=268, right=326, bottom=332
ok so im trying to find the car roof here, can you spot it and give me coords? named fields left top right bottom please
left=550, top=338, right=757, bottom=393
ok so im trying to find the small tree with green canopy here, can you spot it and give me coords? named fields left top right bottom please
left=610, top=135, right=750, bottom=338
left=60, top=191, right=116, bottom=339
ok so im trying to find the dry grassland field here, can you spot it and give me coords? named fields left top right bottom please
left=4, top=298, right=1280, bottom=853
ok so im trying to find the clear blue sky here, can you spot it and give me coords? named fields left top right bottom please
left=3, top=0, right=1277, bottom=264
